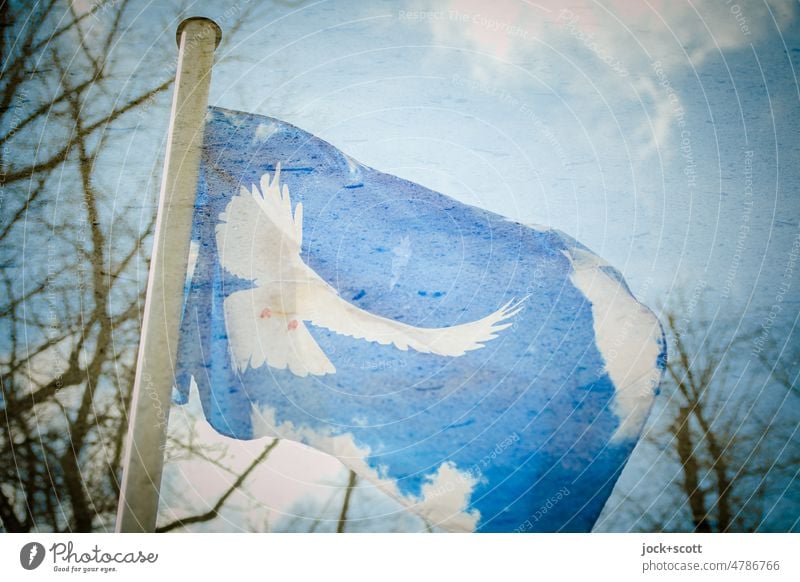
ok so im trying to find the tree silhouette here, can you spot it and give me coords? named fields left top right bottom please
left=597, top=298, right=799, bottom=532
left=0, top=0, right=260, bottom=532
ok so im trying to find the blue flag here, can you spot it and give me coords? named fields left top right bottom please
left=176, top=107, right=666, bottom=532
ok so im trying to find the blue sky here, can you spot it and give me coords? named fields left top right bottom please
left=182, top=0, right=799, bottom=321
left=81, top=0, right=800, bottom=317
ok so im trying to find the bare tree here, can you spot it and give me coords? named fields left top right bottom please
left=598, top=298, right=799, bottom=532
left=0, top=0, right=262, bottom=533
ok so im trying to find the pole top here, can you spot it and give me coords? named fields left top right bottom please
left=176, top=17, right=222, bottom=49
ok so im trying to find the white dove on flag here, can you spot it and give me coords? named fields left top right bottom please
left=215, top=165, right=525, bottom=377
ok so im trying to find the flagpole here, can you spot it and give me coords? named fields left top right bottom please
left=116, top=17, right=221, bottom=533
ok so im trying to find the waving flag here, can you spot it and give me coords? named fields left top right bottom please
left=175, top=107, right=666, bottom=532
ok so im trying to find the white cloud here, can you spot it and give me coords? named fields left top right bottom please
left=250, top=401, right=480, bottom=531
left=421, top=0, right=796, bottom=153
left=563, top=245, right=663, bottom=441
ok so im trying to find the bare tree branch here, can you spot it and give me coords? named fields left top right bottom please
left=337, top=470, right=358, bottom=533
left=156, top=440, right=280, bottom=533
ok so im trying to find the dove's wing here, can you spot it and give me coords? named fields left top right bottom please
left=307, top=287, right=525, bottom=357
left=216, top=164, right=304, bottom=283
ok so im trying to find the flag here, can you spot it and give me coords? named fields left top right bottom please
left=175, top=106, right=666, bottom=532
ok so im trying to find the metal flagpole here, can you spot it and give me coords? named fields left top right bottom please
left=116, top=17, right=222, bottom=533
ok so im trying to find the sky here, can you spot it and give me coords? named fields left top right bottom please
left=60, top=0, right=800, bottom=531
left=183, top=0, right=800, bottom=319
